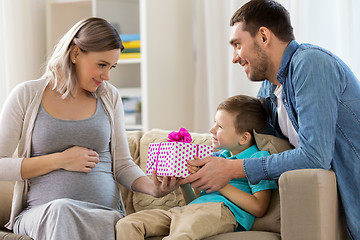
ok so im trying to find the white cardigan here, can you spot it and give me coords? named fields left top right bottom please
left=0, top=78, right=146, bottom=229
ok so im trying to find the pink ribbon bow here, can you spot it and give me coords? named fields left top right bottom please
left=168, top=128, right=192, bottom=143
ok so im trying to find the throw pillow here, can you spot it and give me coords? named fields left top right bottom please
left=253, top=130, right=294, bottom=154
left=251, top=130, right=294, bottom=233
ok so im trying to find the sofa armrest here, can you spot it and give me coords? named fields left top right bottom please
left=0, top=181, right=15, bottom=231
left=279, top=169, right=346, bottom=240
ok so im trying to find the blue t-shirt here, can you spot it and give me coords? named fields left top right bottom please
left=189, top=145, right=278, bottom=231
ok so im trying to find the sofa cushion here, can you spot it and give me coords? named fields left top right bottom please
left=251, top=131, right=294, bottom=233
left=253, top=130, right=294, bottom=154
left=204, top=231, right=281, bottom=240
left=120, top=131, right=144, bottom=215
left=251, top=189, right=280, bottom=233
left=146, top=231, right=281, bottom=240
left=0, top=230, right=33, bottom=240
left=126, top=130, right=144, bottom=167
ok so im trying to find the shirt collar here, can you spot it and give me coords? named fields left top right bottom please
left=277, top=40, right=299, bottom=84
left=219, top=145, right=260, bottom=159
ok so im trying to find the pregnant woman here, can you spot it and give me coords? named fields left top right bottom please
left=0, top=17, right=179, bottom=240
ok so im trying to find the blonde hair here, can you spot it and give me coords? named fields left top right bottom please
left=42, top=17, right=124, bottom=98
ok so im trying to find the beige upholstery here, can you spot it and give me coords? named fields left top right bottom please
left=253, top=130, right=294, bottom=154
left=0, top=182, right=33, bottom=240
left=0, top=129, right=348, bottom=240
left=279, top=169, right=347, bottom=240
left=0, top=181, right=15, bottom=230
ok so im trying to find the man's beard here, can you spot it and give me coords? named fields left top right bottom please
left=248, top=41, right=270, bottom=82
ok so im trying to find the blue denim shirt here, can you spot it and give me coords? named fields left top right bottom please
left=243, top=40, right=360, bottom=239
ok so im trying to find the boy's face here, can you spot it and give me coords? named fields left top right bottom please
left=209, top=110, right=245, bottom=155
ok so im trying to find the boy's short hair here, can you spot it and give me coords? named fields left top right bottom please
left=217, top=95, right=268, bottom=135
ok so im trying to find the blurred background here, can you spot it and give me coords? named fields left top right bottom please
left=0, top=0, right=359, bottom=132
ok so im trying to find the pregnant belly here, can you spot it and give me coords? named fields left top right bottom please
left=27, top=168, right=120, bottom=210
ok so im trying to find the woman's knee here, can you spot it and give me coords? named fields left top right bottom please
left=44, top=198, right=77, bottom=218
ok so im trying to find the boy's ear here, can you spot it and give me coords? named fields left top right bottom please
left=239, top=131, right=252, bottom=145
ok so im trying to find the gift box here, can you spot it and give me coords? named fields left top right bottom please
left=146, top=128, right=213, bottom=178
left=146, top=142, right=213, bottom=177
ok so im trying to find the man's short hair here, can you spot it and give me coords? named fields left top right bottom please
left=230, top=0, right=295, bottom=42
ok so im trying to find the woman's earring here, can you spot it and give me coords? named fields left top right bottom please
left=73, top=59, right=76, bottom=63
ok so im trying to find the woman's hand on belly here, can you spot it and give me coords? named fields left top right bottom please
left=59, top=146, right=100, bottom=173
left=21, top=146, right=99, bottom=179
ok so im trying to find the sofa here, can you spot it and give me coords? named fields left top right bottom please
left=0, top=129, right=348, bottom=240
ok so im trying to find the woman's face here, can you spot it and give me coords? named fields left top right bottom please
left=74, top=47, right=120, bottom=93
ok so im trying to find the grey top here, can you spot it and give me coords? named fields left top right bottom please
left=28, top=99, right=121, bottom=211
left=1, top=79, right=145, bottom=230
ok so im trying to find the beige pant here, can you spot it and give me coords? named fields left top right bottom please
left=116, top=202, right=237, bottom=240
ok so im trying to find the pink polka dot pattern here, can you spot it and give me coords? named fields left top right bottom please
left=146, top=142, right=213, bottom=178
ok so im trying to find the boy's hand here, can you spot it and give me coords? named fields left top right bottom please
left=188, top=156, right=201, bottom=174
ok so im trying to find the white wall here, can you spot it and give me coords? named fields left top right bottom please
left=0, top=0, right=47, bottom=109
left=142, top=0, right=195, bottom=131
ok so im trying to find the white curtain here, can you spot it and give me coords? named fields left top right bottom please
left=193, top=0, right=259, bottom=133
left=279, top=0, right=360, bottom=79
left=0, top=0, right=46, bottom=109
left=193, top=0, right=360, bottom=133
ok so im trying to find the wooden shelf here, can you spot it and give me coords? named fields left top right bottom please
left=117, top=58, right=141, bottom=64
left=117, top=87, right=141, bottom=97
left=125, top=124, right=143, bottom=131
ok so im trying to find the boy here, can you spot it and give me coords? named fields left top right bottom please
left=116, top=95, right=277, bottom=239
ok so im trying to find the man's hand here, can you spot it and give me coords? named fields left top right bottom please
left=180, top=156, right=245, bottom=193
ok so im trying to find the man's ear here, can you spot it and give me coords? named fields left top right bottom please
left=258, top=26, right=271, bottom=46
left=239, top=131, right=252, bottom=145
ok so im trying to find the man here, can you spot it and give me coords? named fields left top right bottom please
left=181, top=0, right=360, bottom=239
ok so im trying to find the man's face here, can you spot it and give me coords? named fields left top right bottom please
left=229, top=22, right=269, bottom=82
